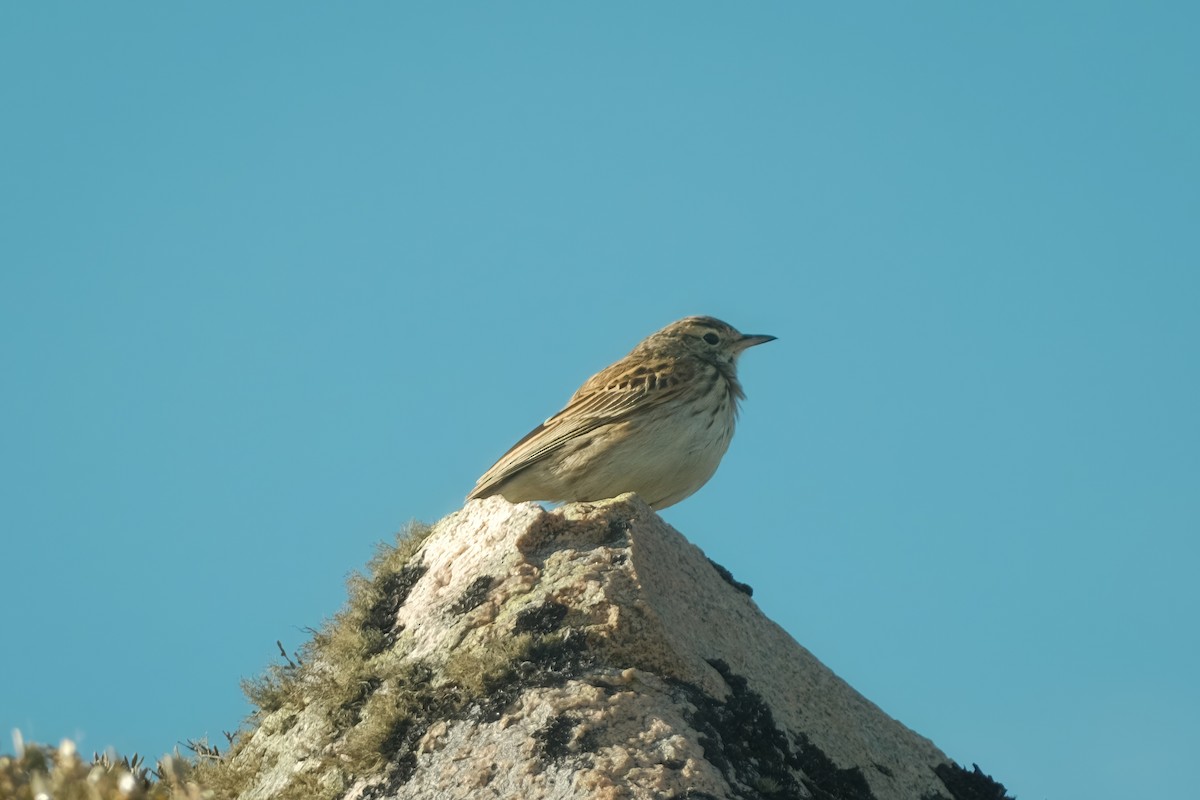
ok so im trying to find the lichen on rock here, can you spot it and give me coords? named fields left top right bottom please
left=196, top=495, right=1010, bottom=800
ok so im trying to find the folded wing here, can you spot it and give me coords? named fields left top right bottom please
left=468, top=358, right=694, bottom=499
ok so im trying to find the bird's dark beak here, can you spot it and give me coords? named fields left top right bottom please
left=735, top=333, right=776, bottom=352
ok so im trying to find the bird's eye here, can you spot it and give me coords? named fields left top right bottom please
left=703, top=332, right=720, bottom=345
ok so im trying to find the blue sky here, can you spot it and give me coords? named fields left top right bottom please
left=2, top=4, right=1197, bottom=798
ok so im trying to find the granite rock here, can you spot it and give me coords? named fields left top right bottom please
left=227, top=495, right=1009, bottom=800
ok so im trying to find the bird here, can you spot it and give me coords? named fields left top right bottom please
left=468, top=316, right=774, bottom=510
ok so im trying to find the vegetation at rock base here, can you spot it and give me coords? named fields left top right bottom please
left=0, top=738, right=207, bottom=800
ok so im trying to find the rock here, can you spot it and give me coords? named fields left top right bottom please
left=221, top=495, right=1010, bottom=800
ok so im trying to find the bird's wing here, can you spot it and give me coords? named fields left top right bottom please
left=468, top=358, right=696, bottom=499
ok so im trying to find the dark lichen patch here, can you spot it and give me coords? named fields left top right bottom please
left=475, top=628, right=594, bottom=722
left=526, top=627, right=593, bottom=676
left=361, top=628, right=596, bottom=798
left=670, top=659, right=876, bottom=800
left=350, top=667, right=466, bottom=800
left=535, top=714, right=577, bottom=760
left=521, top=500, right=637, bottom=560
left=364, top=562, right=429, bottom=652
left=514, top=600, right=569, bottom=634
left=676, top=659, right=806, bottom=799
left=708, top=558, right=754, bottom=597
left=449, top=575, right=496, bottom=615
left=440, top=631, right=537, bottom=702
left=605, top=515, right=633, bottom=543
left=931, top=762, right=1013, bottom=800
left=379, top=717, right=423, bottom=786
left=339, top=676, right=383, bottom=725
left=345, top=653, right=520, bottom=800
left=535, top=711, right=601, bottom=762
left=791, top=729, right=874, bottom=800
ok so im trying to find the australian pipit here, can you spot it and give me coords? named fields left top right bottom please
left=468, top=316, right=774, bottom=510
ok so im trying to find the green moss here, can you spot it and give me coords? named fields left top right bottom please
left=189, top=520, right=438, bottom=798
left=338, top=661, right=434, bottom=773
left=441, top=631, right=537, bottom=695
left=241, top=662, right=303, bottom=714
left=751, top=775, right=783, bottom=794
left=271, top=764, right=345, bottom=800
left=185, top=752, right=254, bottom=800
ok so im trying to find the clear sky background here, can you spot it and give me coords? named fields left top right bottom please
left=2, top=5, right=1197, bottom=799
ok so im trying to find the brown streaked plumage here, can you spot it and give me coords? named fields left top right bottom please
left=468, top=316, right=774, bottom=510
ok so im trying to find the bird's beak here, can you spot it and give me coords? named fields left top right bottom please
left=735, top=333, right=776, bottom=352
